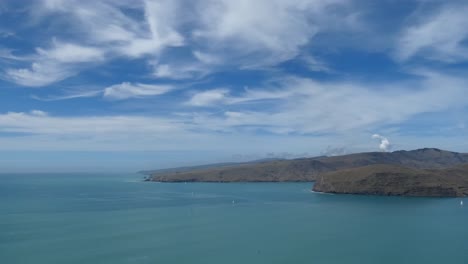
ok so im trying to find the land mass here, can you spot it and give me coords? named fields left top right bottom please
left=144, top=148, right=468, bottom=197
left=312, top=164, right=468, bottom=197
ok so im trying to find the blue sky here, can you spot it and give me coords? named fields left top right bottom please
left=1, top=0, right=468, bottom=172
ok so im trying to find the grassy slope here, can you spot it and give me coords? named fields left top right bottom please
left=312, top=164, right=468, bottom=197
left=148, top=148, right=468, bottom=183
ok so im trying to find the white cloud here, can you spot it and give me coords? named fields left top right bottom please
left=186, top=72, right=468, bottom=134
left=2, top=0, right=361, bottom=86
left=193, top=51, right=221, bottom=65
left=0, top=48, right=33, bottom=61
left=143, top=0, right=184, bottom=46
left=0, top=28, right=14, bottom=38
left=153, top=64, right=177, bottom=78
left=36, top=41, right=104, bottom=63
left=44, top=0, right=184, bottom=58
left=0, top=111, right=333, bottom=152
left=152, top=62, right=210, bottom=80
left=3, top=41, right=105, bottom=87
left=187, top=88, right=229, bottom=106
left=3, top=0, right=186, bottom=86
left=31, top=90, right=103, bottom=101
left=192, top=0, right=356, bottom=68
left=2, top=1, right=468, bottom=157
left=30, top=110, right=48, bottom=117
left=31, top=82, right=174, bottom=101
left=302, top=55, right=332, bottom=73
left=103, top=82, right=174, bottom=100
left=5, top=62, right=74, bottom=87
left=192, top=0, right=316, bottom=67
left=0, top=111, right=181, bottom=136
left=372, top=134, right=391, bottom=152
left=396, top=4, right=468, bottom=62
left=1, top=71, right=468, bottom=152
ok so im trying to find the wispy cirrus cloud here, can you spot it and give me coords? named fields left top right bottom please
left=186, top=72, right=468, bottom=134
left=103, top=82, right=175, bottom=100
left=2, top=68, right=468, bottom=153
left=1, top=0, right=360, bottom=87
left=192, top=0, right=355, bottom=68
left=1, top=0, right=468, bottom=160
left=5, top=62, right=74, bottom=87
left=152, top=62, right=211, bottom=80
left=396, top=3, right=468, bottom=62
left=31, top=82, right=175, bottom=101
left=36, top=41, right=104, bottom=63
left=187, top=88, right=230, bottom=106
left=2, top=0, right=185, bottom=87
left=31, top=89, right=103, bottom=101
left=0, top=111, right=181, bottom=136
left=3, top=40, right=106, bottom=87
left=3, top=0, right=467, bottom=89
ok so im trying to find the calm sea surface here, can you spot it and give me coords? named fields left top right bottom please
left=1, top=173, right=467, bottom=264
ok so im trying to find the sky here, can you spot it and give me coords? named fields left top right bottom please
left=1, top=0, right=468, bottom=172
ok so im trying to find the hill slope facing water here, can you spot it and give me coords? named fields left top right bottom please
left=146, top=148, right=468, bottom=197
left=312, top=164, right=468, bottom=197
left=147, top=148, right=468, bottom=182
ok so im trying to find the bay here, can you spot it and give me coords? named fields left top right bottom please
left=1, top=173, right=467, bottom=264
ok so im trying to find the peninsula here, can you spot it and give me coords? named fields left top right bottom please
left=144, top=148, right=468, bottom=197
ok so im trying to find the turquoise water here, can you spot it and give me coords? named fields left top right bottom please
left=1, top=174, right=468, bottom=264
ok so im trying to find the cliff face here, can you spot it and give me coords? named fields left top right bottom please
left=147, top=148, right=468, bottom=183
left=312, top=164, right=468, bottom=197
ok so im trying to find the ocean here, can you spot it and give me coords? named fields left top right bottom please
left=1, top=173, right=467, bottom=264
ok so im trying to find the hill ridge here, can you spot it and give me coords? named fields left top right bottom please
left=146, top=148, right=468, bottom=183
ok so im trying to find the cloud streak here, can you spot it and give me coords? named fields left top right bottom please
left=187, top=88, right=229, bottom=106
left=104, top=82, right=175, bottom=100
left=186, top=72, right=468, bottom=134
left=31, top=90, right=103, bottom=101
left=1, top=0, right=359, bottom=87
left=1, top=69, right=468, bottom=152
left=1, top=0, right=468, bottom=157
left=396, top=3, right=468, bottom=62
left=31, top=82, right=175, bottom=101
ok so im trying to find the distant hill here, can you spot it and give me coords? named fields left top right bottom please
left=146, top=148, right=468, bottom=183
left=140, top=158, right=284, bottom=176
left=312, top=164, right=468, bottom=197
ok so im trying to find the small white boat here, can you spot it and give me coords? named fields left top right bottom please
left=461, top=200, right=464, bottom=206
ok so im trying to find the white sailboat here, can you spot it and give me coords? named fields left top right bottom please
left=461, top=200, right=464, bottom=206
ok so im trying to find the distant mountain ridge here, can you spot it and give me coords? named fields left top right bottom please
left=146, top=148, right=468, bottom=183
